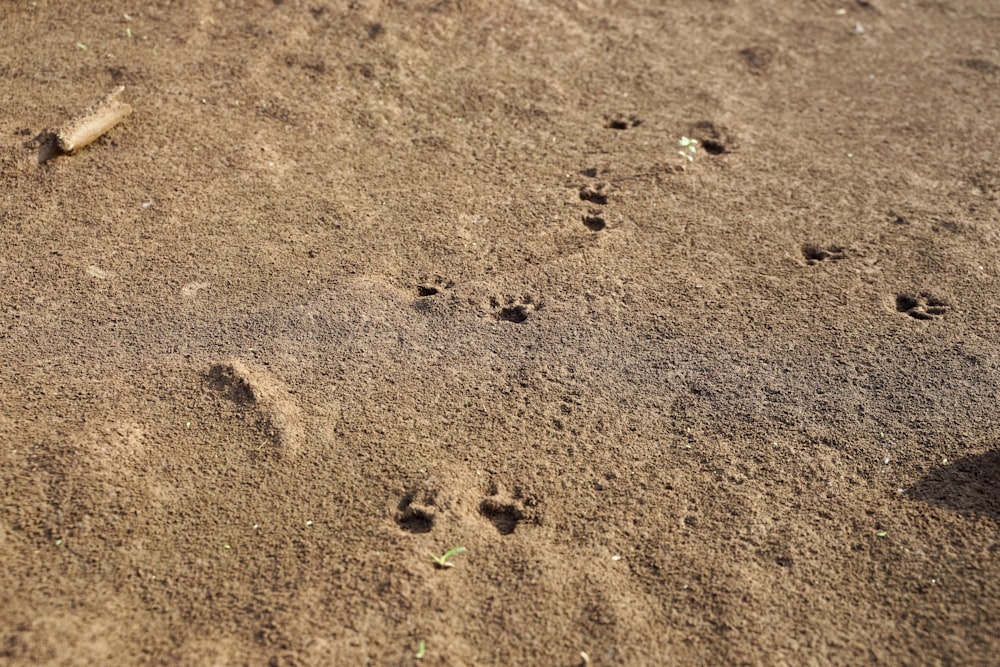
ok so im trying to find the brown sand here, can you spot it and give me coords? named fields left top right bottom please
left=1, top=1, right=998, bottom=665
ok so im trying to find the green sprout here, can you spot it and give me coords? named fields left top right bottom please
left=678, top=136, right=699, bottom=162
left=430, top=546, right=467, bottom=569
left=416, top=639, right=427, bottom=660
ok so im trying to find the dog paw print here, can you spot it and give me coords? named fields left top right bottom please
left=896, top=292, right=949, bottom=321
left=686, top=120, right=735, bottom=155
left=606, top=114, right=642, bottom=130
left=479, top=483, right=537, bottom=535
left=802, top=243, right=847, bottom=265
left=413, top=276, right=458, bottom=315
left=578, top=184, right=608, bottom=205
left=395, top=486, right=441, bottom=534
left=578, top=182, right=609, bottom=231
left=415, top=275, right=454, bottom=298
left=491, top=295, right=541, bottom=323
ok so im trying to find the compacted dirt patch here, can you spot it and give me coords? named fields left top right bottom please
left=1, top=1, right=998, bottom=665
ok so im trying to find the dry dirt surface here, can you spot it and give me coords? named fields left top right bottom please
left=2, top=0, right=999, bottom=665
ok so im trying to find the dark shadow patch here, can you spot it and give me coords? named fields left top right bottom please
left=416, top=285, right=439, bottom=297
left=909, top=449, right=1000, bottom=522
left=583, top=216, right=606, bottom=232
left=25, top=131, right=63, bottom=164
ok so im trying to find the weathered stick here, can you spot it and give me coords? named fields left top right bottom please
left=56, top=86, right=132, bottom=153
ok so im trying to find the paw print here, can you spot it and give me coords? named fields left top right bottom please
left=896, top=292, right=949, bottom=320
left=491, top=295, right=541, bottom=323
left=802, top=243, right=847, bottom=265
left=479, top=482, right=537, bottom=535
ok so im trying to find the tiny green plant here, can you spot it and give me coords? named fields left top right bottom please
left=416, top=639, right=427, bottom=660
left=678, top=136, right=699, bottom=163
left=430, top=546, right=467, bottom=569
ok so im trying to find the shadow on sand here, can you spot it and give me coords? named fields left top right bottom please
left=909, top=449, right=1000, bottom=523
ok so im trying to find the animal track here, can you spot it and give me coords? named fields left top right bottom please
left=415, top=275, right=454, bottom=297
left=606, top=114, right=642, bottom=130
left=687, top=120, right=734, bottom=155
left=801, top=243, right=847, bottom=265
left=206, top=360, right=304, bottom=455
left=478, top=482, right=539, bottom=535
left=395, top=487, right=439, bottom=534
left=479, top=483, right=536, bottom=535
left=578, top=178, right=609, bottom=231
left=886, top=209, right=910, bottom=225
left=579, top=185, right=608, bottom=205
left=896, top=292, right=949, bottom=320
left=739, top=45, right=776, bottom=75
left=479, top=498, right=524, bottom=535
left=492, top=295, right=541, bottom=323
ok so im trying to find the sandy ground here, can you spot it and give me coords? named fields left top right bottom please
left=1, top=0, right=999, bottom=665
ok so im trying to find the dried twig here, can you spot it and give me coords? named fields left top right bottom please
left=55, top=86, right=132, bottom=154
